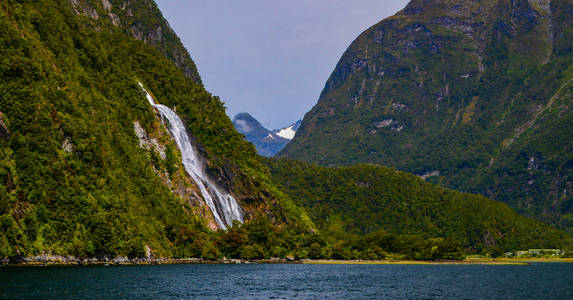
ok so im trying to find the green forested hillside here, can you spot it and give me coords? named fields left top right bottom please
left=280, top=0, right=573, bottom=231
left=1, top=0, right=571, bottom=262
left=0, top=0, right=310, bottom=259
left=267, top=159, right=573, bottom=255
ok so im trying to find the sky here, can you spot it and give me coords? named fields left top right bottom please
left=155, top=0, right=410, bottom=129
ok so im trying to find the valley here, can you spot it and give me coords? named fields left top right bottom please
left=0, top=0, right=571, bottom=269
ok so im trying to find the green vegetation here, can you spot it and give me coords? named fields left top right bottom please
left=279, top=0, right=573, bottom=231
left=267, top=159, right=573, bottom=256
left=164, top=217, right=466, bottom=261
left=0, top=0, right=570, bottom=263
left=0, top=0, right=308, bottom=260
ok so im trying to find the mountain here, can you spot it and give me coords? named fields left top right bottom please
left=233, top=113, right=300, bottom=157
left=272, top=120, right=302, bottom=140
left=0, top=0, right=312, bottom=260
left=267, top=159, right=573, bottom=255
left=69, top=0, right=201, bottom=83
left=280, top=0, right=573, bottom=231
left=1, top=0, right=571, bottom=262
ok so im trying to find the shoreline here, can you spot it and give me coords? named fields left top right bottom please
left=302, top=258, right=573, bottom=265
left=0, top=257, right=297, bottom=267
left=2, top=256, right=572, bottom=267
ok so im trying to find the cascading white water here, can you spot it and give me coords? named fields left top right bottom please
left=138, top=82, right=243, bottom=230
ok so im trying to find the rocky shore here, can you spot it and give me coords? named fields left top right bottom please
left=2, top=256, right=572, bottom=266
left=0, top=255, right=297, bottom=266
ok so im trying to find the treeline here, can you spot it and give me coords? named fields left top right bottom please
left=169, top=218, right=465, bottom=261
left=0, top=211, right=464, bottom=261
left=266, top=159, right=573, bottom=255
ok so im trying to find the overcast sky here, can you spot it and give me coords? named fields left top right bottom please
left=155, top=0, right=410, bottom=129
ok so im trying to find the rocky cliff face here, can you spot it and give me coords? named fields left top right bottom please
left=280, top=0, right=573, bottom=230
left=67, top=0, right=201, bottom=83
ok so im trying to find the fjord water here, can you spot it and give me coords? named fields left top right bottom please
left=139, top=83, right=243, bottom=229
left=1, top=263, right=572, bottom=299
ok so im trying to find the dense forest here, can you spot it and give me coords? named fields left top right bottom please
left=0, top=0, right=571, bottom=262
left=0, top=0, right=311, bottom=260
left=267, top=159, right=573, bottom=256
left=280, top=0, right=573, bottom=231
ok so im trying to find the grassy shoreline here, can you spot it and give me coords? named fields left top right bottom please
left=2, top=257, right=573, bottom=267
left=302, top=258, right=573, bottom=265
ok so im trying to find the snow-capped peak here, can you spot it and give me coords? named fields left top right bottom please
left=232, top=113, right=301, bottom=156
left=273, top=120, right=301, bottom=140
left=275, top=125, right=296, bottom=140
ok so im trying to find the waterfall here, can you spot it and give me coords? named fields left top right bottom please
left=138, top=82, right=243, bottom=230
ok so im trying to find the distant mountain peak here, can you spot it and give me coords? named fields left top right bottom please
left=232, top=113, right=300, bottom=156
left=272, top=120, right=301, bottom=140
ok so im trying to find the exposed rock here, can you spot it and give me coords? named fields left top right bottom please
left=419, top=171, right=440, bottom=180
left=22, top=253, right=80, bottom=264
left=113, top=256, right=129, bottom=264
left=62, top=137, right=73, bottom=154
left=68, top=0, right=99, bottom=19
left=392, top=103, right=408, bottom=111
left=144, top=245, right=153, bottom=259
left=376, top=119, right=394, bottom=128
left=371, top=119, right=405, bottom=132
left=101, top=0, right=112, bottom=11
left=136, top=113, right=222, bottom=229
left=0, top=111, right=9, bottom=141
left=133, top=121, right=166, bottom=159
left=67, top=0, right=201, bottom=83
left=527, top=154, right=546, bottom=172
left=109, top=13, right=120, bottom=26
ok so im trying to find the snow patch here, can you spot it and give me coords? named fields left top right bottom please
left=276, top=126, right=296, bottom=140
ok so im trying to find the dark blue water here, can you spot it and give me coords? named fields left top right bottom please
left=1, top=263, right=572, bottom=299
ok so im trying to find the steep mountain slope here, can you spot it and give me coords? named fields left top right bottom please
left=68, top=0, right=201, bottom=83
left=0, top=0, right=310, bottom=259
left=267, top=159, right=573, bottom=254
left=232, top=113, right=290, bottom=157
left=280, top=0, right=573, bottom=230
left=1, top=0, right=571, bottom=262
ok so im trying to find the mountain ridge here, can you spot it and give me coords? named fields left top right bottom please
left=233, top=113, right=300, bottom=157
left=1, top=0, right=571, bottom=262
left=66, top=0, right=202, bottom=83
left=280, top=0, right=573, bottom=230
